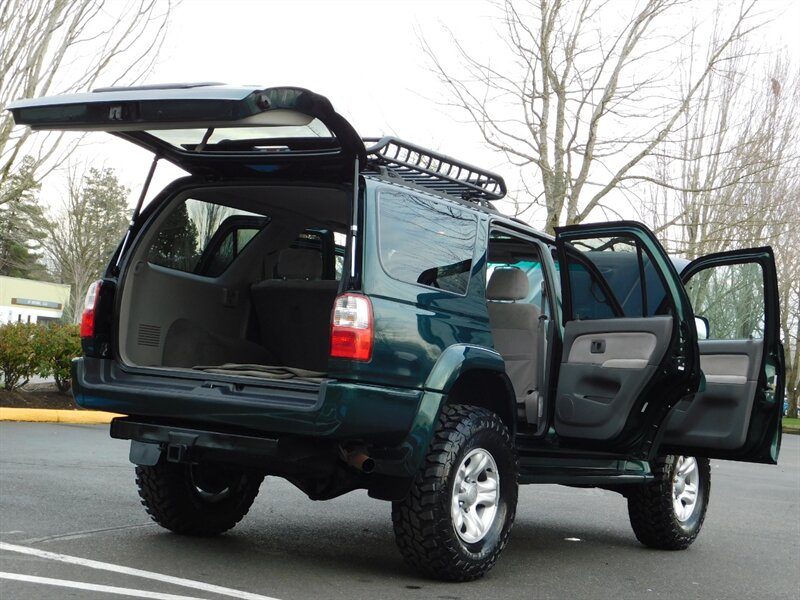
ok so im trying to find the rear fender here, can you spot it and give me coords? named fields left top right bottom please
left=424, top=344, right=507, bottom=393
left=393, top=345, right=512, bottom=478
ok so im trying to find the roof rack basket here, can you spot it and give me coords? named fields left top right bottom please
left=363, top=137, right=506, bottom=204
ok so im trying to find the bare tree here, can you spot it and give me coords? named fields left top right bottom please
left=422, top=0, right=764, bottom=233
left=0, top=0, right=173, bottom=193
left=775, top=192, right=799, bottom=417
left=45, top=166, right=130, bottom=322
left=646, top=53, right=799, bottom=257
left=645, top=50, right=799, bottom=413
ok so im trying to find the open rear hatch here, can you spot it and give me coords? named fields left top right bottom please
left=7, top=83, right=366, bottom=179
left=9, top=84, right=366, bottom=390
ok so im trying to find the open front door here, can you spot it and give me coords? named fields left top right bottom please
left=554, top=222, right=699, bottom=456
left=660, top=248, right=784, bottom=464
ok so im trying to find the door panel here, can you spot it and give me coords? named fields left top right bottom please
left=660, top=247, right=783, bottom=464
left=663, top=339, right=763, bottom=450
left=554, top=222, right=698, bottom=455
left=556, top=317, right=672, bottom=439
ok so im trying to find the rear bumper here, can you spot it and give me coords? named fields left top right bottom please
left=112, top=417, right=279, bottom=467
left=72, top=357, right=424, bottom=447
left=111, top=415, right=424, bottom=500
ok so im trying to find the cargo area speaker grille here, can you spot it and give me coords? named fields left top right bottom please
left=137, top=324, right=161, bottom=347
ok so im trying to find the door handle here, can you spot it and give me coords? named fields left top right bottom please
left=590, top=339, right=606, bottom=354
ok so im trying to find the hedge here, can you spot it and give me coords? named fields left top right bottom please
left=0, top=322, right=81, bottom=392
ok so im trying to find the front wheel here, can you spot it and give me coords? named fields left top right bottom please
left=135, top=461, right=264, bottom=536
left=627, top=455, right=711, bottom=550
left=391, top=404, right=518, bottom=581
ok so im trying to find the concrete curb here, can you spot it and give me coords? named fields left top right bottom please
left=0, top=407, right=122, bottom=424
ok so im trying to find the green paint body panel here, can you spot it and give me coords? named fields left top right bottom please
left=424, top=344, right=506, bottom=393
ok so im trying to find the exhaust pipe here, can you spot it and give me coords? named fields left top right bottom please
left=346, top=450, right=375, bottom=474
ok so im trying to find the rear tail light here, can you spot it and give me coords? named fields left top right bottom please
left=80, top=280, right=102, bottom=338
left=330, top=293, right=373, bottom=361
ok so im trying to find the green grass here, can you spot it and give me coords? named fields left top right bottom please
left=783, top=417, right=800, bottom=429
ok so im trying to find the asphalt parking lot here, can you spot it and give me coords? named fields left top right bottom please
left=1, top=422, right=798, bottom=600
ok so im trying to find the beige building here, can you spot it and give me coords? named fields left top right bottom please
left=0, top=276, right=71, bottom=325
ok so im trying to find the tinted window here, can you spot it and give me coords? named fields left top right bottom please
left=147, top=198, right=267, bottom=276
left=563, top=236, right=669, bottom=320
left=377, top=191, right=477, bottom=294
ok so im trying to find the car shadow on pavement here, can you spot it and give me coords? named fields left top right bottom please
left=126, top=508, right=648, bottom=587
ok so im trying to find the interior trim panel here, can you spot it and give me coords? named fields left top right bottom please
left=662, top=339, right=764, bottom=451
left=555, top=317, right=673, bottom=440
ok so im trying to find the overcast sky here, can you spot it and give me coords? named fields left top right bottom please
left=34, top=0, right=800, bottom=226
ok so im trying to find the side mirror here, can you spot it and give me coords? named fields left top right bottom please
left=695, top=316, right=710, bottom=340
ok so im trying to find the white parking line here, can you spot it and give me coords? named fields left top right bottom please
left=0, top=542, right=281, bottom=600
left=0, top=572, right=210, bottom=600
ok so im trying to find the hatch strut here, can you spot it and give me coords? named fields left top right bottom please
left=114, top=153, right=160, bottom=271
left=195, top=128, right=215, bottom=152
left=349, top=157, right=359, bottom=282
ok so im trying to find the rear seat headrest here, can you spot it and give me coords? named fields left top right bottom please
left=486, top=267, right=529, bottom=301
left=277, top=248, right=322, bottom=280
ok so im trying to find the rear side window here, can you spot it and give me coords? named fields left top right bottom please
left=147, top=198, right=269, bottom=276
left=377, top=190, right=477, bottom=294
left=562, top=236, right=669, bottom=320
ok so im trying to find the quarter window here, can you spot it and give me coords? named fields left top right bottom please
left=147, top=198, right=268, bottom=276
left=377, top=191, right=477, bottom=294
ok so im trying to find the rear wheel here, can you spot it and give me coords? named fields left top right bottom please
left=627, top=455, right=710, bottom=550
left=135, top=461, right=263, bottom=536
left=392, top=404, right=518, bottom=581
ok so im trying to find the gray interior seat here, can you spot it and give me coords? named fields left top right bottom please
left=486, top=268, right=541, bottom=423
left=251, top=248, right=339, bottom=372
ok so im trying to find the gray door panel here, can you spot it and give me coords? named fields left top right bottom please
left=662, top=339, right=763, bottom=450
left=555, top=317, right=673, bottom=440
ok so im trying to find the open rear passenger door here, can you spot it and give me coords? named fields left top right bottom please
left=660, top=248, right=784, bottom=464
left=553, top=222, right=700, bottom=456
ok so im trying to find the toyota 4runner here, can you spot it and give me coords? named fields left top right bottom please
left=8, top=84, right=785, bottom=581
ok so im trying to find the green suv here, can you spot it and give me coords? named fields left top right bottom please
left=8, top=84, right=784, bottom=581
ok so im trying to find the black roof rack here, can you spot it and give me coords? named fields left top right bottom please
left=363, top=137, right=506, bottom=204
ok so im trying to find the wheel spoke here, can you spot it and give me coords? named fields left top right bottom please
left=477, top=477, right=498, bottom=493
left=475, top=490, right=497, bottom=508
left=454, top=510, right=465, bottom=534
left=463, top=509, right=483, bottom=538
left=679, top=456, right=696, bottom=478
left=682, top=484, right=698, bottom=503
left=457, top=462, right=469, bottom=484
left=476, top=477, right=498, bottom=506
left=466, top=451, right=489, bottom=480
